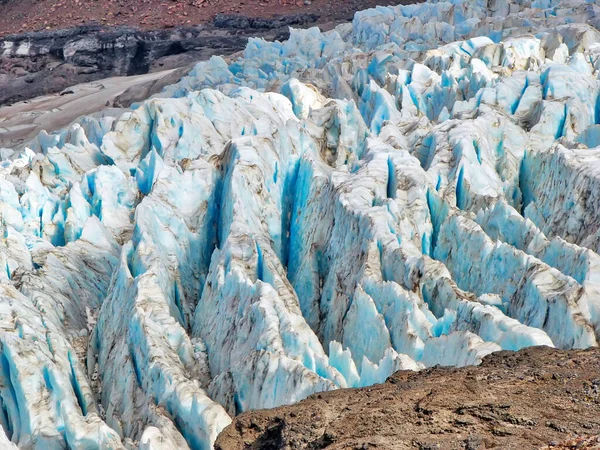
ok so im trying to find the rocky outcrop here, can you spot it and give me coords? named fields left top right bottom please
left=213, top=13, right=320, bottom=30
left=0, top=19, right=297, bottom=106
left=215, top=346, right=600, bottom=450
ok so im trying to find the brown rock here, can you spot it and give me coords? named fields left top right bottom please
left=216, top=347, right=600, bottom=450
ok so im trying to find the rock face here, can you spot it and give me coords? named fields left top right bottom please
left=215, top=346, right=600, bottom=450
left=3, top=0, right=600, bottom=449
left=0, top=21, right=294, bottom=106
left=212, top=13, right=320, bottom=30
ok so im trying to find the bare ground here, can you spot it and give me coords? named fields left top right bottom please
left=215, top=346, right=600, bottom=450
left=0, top=67, right=185, bottom=149
left=0, top=0, right=408, bottom=37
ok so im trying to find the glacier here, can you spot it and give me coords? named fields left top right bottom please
left=3, top=0, right=600, bottom=448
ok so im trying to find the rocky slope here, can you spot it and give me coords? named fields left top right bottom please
left=0, top=18, right=307, bottom=106
left=0, top=0, right=418, bottom=105
left=0, top=0, right=405, bottom=36
left=216, top=346, right=600, bottom=450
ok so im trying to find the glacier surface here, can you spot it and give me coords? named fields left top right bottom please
left=3, top=0, right=600, bottom=448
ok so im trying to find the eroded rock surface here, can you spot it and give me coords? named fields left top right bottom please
left=216, top=346, right=600, bottom=450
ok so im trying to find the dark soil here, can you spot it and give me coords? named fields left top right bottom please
left=0, top=0, right=408, bottom=37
